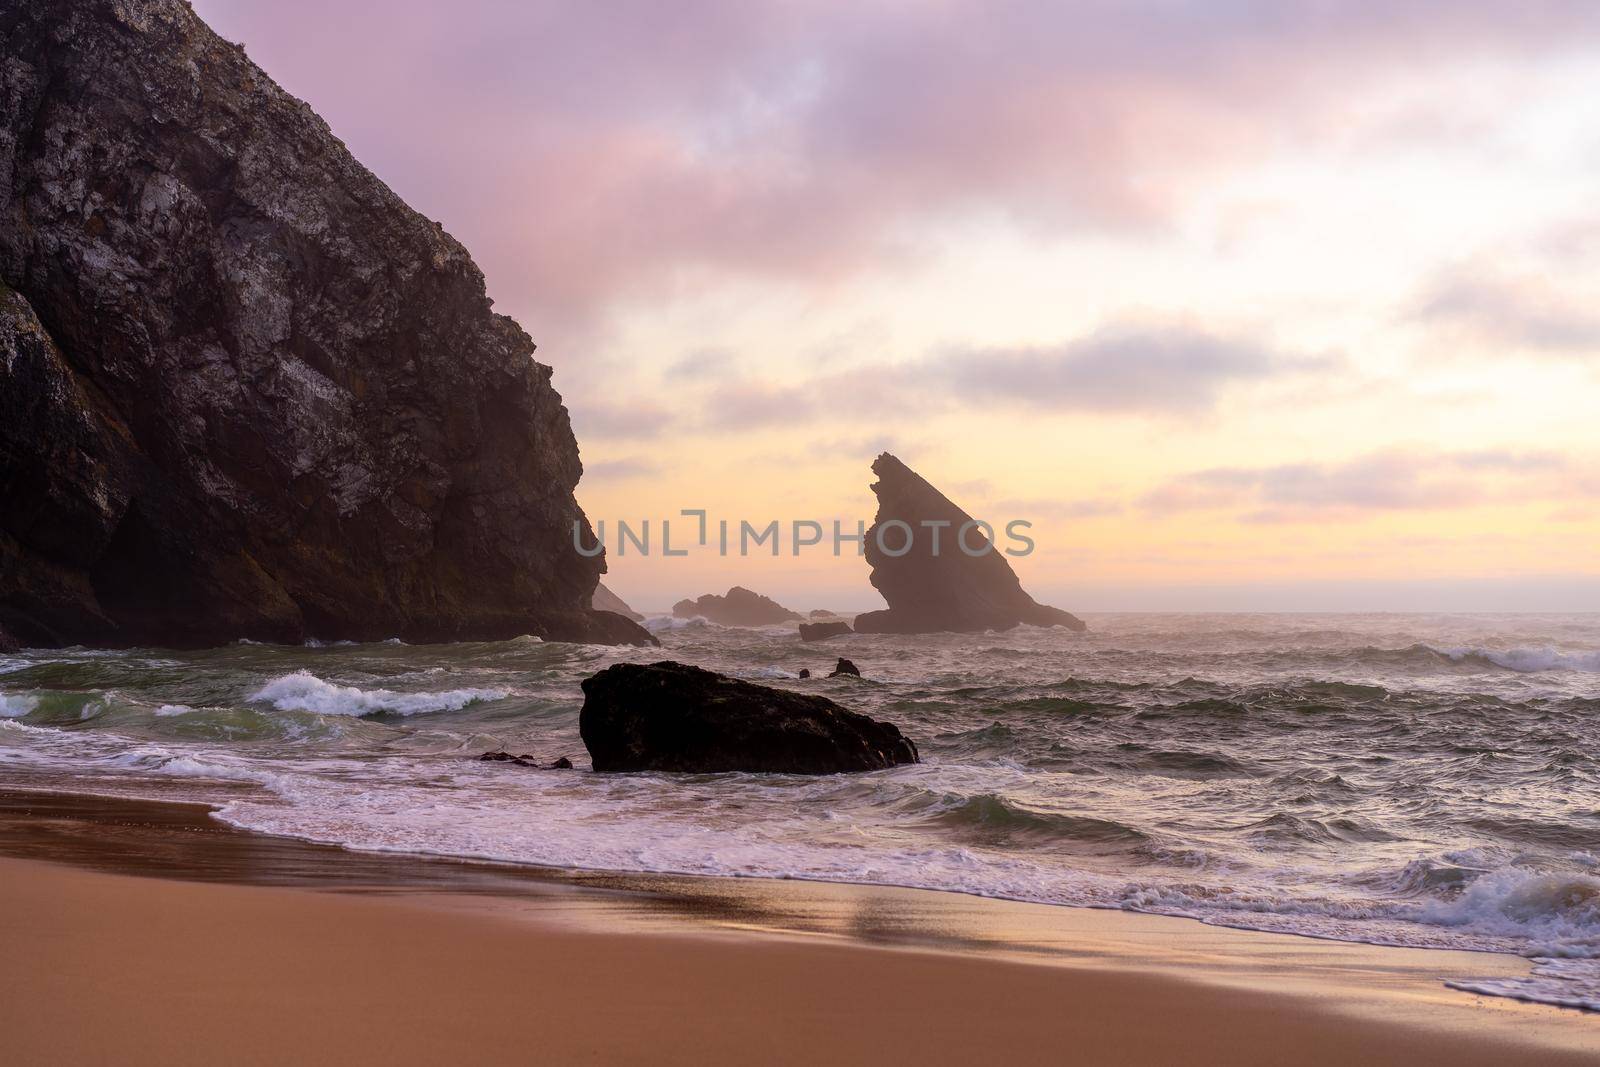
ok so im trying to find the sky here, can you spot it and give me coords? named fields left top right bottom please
left=194, top=0, right=1600, bottom=613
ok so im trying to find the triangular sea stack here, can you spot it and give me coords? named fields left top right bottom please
left=852, top=454, right=1086, bottom=634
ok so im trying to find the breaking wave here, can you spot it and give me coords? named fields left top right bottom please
left=249, top=671, right=508, bottom=716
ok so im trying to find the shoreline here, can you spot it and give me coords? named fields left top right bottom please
left=2, top=787, right=1597, bottom=1064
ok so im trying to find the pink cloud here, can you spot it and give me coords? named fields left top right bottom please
left=193, top=0, right=1600, bottom=337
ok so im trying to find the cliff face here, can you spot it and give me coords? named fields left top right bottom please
left=0, top=0, right=653, bottom=647
left=853, top=454, right=1086, bottom=635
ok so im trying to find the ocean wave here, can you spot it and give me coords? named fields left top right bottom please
left=154, top=704, right=197, bottom=717
left=0, top=691, right=40, bottom=717
left=930, top=792, right=1150, bottom=850
left=1418, top=867, right=1600, bottom=951
left=249, top=671, right=508, bottom=716
left=1432, top=645, right=1600, bottom=673
left=643, top=615, right=712, bottom=633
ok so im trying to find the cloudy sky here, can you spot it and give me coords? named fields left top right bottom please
left=196, top=0, right=1600, bottom=612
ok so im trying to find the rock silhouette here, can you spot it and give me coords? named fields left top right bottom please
left=579, top=661, right=917, bottom=774
left=0, top=0, right=653, bottom=650
left=672, top=587, right=801, bottom=626
left=592, top=582, right=645, bottom=622
left=829, top=658, right=862, bottom=678
left=852, top=454, right=1086, bottom=635
left=799, top=621, right=852, bottom=641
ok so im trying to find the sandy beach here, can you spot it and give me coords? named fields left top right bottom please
left=3, top=790, right=1597, bottom=1066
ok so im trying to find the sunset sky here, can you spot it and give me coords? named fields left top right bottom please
left=195, top=0, right=1600, bottom=612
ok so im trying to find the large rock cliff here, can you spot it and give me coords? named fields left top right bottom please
left=0, top=0, right=653, bottom=648
left=853, top=454, right=1086, bottom=634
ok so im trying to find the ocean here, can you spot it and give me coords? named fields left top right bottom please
left=2, top=612, right=1597, bottom=1010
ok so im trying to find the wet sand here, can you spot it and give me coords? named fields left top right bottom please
left=2, top=789, right=1597, bottom=1065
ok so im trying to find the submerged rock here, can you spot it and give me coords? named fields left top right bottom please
left=579, top=661, right=917, bottom=774
left=479, top=751, right=574, bottom=770
left=798, top=668, right=812, bottom=679
left=479, top=751, right=541, bottom=767
left=829, top=658, right=861, bottom=678
left=799, top=621, right=852, bottom=641
left=671, top=587, right=801, bottom=626
left=852, top=454, right=1086, bottom=635
left=0, top=0, right=653, bottom=650
left=592, top=582, right=645, bottom=623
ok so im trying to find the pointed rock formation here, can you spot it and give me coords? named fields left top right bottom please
left=0, top=0, right=653, bottom=649
left=592, top=582, right=645, bottom=622
left=580, top=661, right=918, bottom=774
left=672, top=587, right=801, bottom=626
left=853, top=454, right=1086, bottom=635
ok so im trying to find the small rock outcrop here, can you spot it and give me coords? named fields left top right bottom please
left=829, top=658, right=861, bottom=678
left=799, top=621, right=852, bottom=641
left=808, top=609, right=841, bottom=619
left=479, top=751, right=573, bottom=769
left=592, top=582, right=645, bottom=622
left=672, top=587, right=801, bottom=626
left=852, top=454, right=1086, bottom=635
left=0, top=0, right=654, bottom=650
left=579, top=661, right=918, bottom=774
left=798, top=668, right=811, bottom=679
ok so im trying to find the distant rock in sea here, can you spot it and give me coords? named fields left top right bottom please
left=579, top=661, right=918, bottom=774
left=799, top=621, right=852, bottom=641
left=672, top=587, right=802, bottom=626
left=0, top=0, right=653, bottom=650
left=808, top=609, right=842, bottom=619
left=592, top=582, right=645, bottom=622
left=852, top=454, right=1086, bottom=635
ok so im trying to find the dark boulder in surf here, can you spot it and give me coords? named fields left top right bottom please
left=579, top=661, right=918, bottom=774
left=799, top=621, right=852, bottom=641
left=0, top=0, right=654, bottom=650
left=671, top=587, right=801, bottom=626
left=852, top=454, right=1086, bottom=635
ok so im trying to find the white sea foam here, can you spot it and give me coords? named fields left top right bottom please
left=1434, top=644, right=1600, bottom=673
left=644, top=615, right=710, bottom=633
left=1448, top=958, right=1600, bottom=1012
left=250, top=671, right=508, bottom=716
left=154, top=704, right=197, bottom=717
left=1418, top=868, right=1600, bottom=953
left=0, top=692, right=39, bottom=718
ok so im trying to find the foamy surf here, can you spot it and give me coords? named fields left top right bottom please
left=1433, top=645, right=1600, bottom=673
left=250, top=671, right=509, bottom=716
left=1, top=612, right=1597, bottom=1012
left=0, top=692, right=40, bottom=718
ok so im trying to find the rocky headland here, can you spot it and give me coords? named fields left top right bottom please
left=0, top=0, right=652, bottom=648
